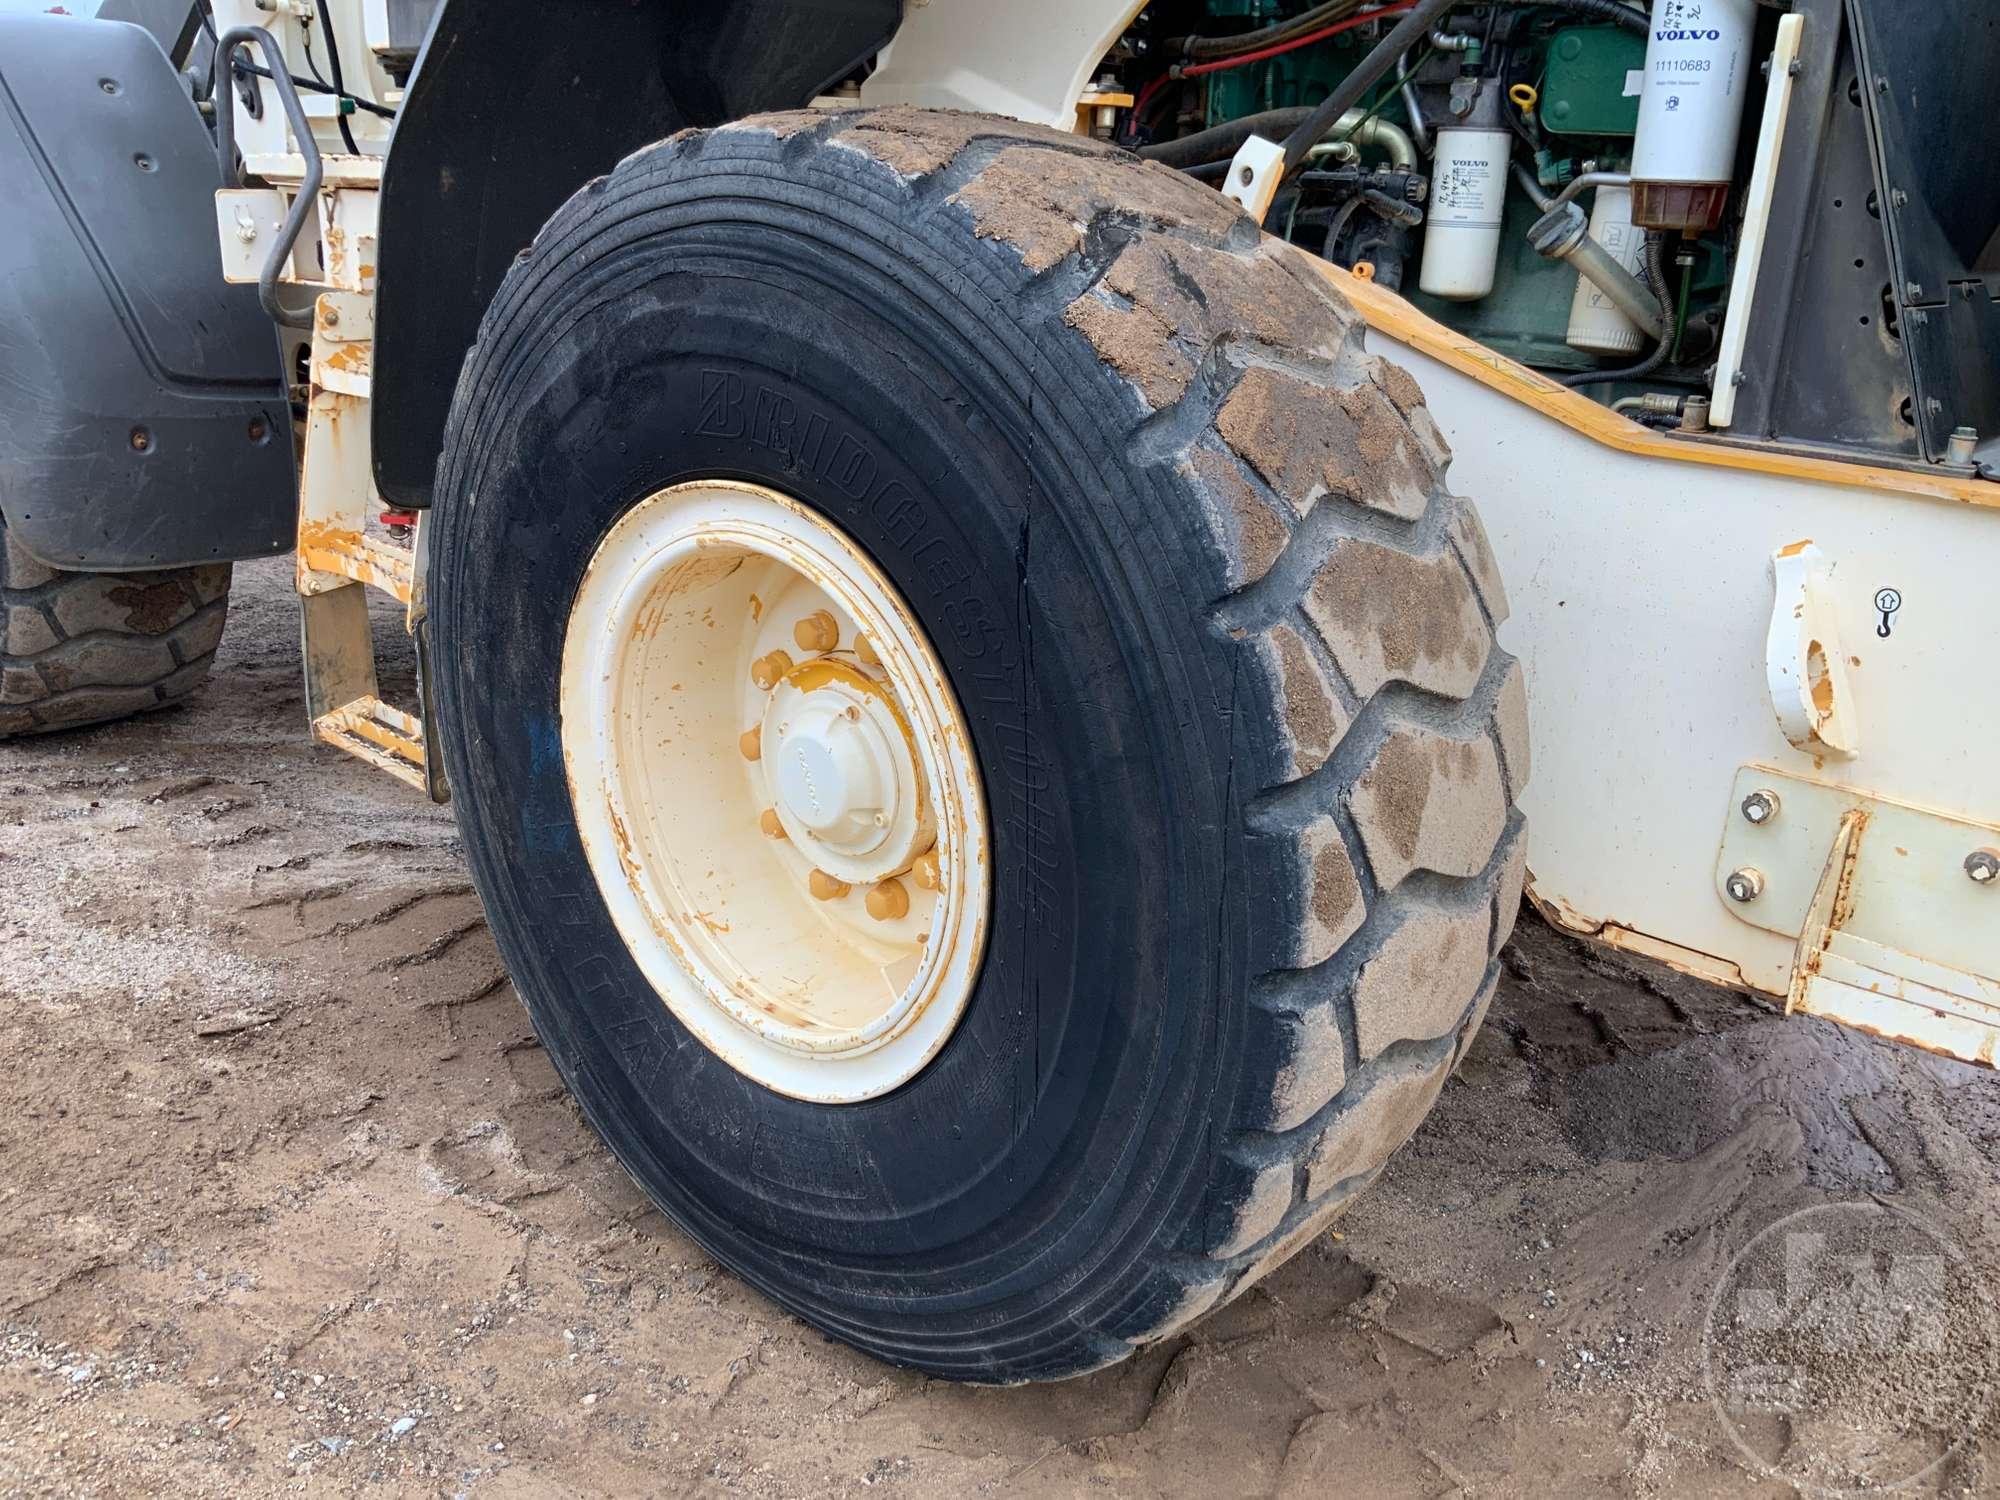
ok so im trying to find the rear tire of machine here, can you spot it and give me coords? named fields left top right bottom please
left=0, top=516, right=230, bottom=739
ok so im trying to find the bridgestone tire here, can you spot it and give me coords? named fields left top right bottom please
left=0, top=517, right=230, bottom=739
left=433, top=109, right=1528, bottom=1382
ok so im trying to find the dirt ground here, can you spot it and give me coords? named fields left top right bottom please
left=1, top=557, right=1996, bottom=1498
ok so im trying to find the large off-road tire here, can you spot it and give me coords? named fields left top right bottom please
left=432, top=108, right=1528, bottom=1381
left=0, top=517, right=230, bottom=739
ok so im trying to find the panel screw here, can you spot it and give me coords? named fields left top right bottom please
left=1740, top=790, right=1780, bottom=826
left=1725, top=868, right=1765, bottom=904
left=129, top=427, right=152, bottom=453
left=1967, top=849, right=2000, bottom=886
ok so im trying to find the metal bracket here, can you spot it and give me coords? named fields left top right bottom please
left=1765, top=539, right=1858, bottom=758
left=1221, top=133, right=1285, bottom=224
left=1787, top=805, right=1864, bottom=1015
left=1718, top=766, right=2000, bottom=1066
left=1710, top=13, right=1805, bottom=427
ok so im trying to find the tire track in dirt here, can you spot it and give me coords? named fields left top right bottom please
left=0, top=558, right=1994, bottom=1497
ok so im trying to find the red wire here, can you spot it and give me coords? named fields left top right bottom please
left=1132, top=72, right=1170, bottom=125
left=1179, top=2, right=1420, bottom=78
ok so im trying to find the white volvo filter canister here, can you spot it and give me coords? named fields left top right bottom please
left=1566, top=183, right=1650, bottom=355
left=1631, top=0, right=1757, bottom=231
left=1419, top=93, right=1512, bottom=300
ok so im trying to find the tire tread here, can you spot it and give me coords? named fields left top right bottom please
left=0, top=519, right=228, bottom=738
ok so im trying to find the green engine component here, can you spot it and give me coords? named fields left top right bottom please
left=1409, top=189, right=1598, bottom=371
left=1203, top=27, right=1381, bottom=127
left=1198, top=0, right=1415, bottom=128
left=1539, top=25, right=1646, bottom=137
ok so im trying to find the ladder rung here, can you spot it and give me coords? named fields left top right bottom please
left=314, top=696, right=427, bottom=792
left=297, top=525, right=413, bottom=603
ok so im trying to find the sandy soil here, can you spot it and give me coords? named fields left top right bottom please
left=1, top=558, right=1995, bottom=1498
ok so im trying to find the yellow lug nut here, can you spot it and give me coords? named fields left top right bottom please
left=750, top=649, right=793, bottom=690
left=912, top=849, right=941, bottom=891
left=759, top=808, right=787, bottom=840
left=793, top=609, right=840, bottom=654
left=739, top=726, right=762, bottom=761
left=808, top=869, right=850, bottom=901
left=866, top=878, right=910, bottom=922
left=855, top=633, right=881, bottom=667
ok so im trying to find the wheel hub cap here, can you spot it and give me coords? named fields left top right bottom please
left=558, top=479, right=988, bottom=1103
left=765, top=661, right=931, bottom=879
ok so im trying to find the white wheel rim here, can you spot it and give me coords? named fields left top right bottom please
left=560, top=480, right=989, bottom=1102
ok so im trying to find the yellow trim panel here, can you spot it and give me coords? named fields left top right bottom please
left=1302, top=256, right=2000, bottom=513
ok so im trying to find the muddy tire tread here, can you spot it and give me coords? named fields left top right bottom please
left=0, top=520, right=230, bottom=738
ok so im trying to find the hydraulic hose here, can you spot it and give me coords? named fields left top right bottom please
left=1535, top=0, right=1648, bottom=34
left=1141, top=108, right=1316, bottom=170
left=315, top=1, right=360, bottom=154
left=1275, top=0, right=1457, bottom=179
left=1399, top=49, right=1432, bottom=154
left=1143, top=107, right=1418, bottom=173
left=1165, top=0, right=1365, bottom=63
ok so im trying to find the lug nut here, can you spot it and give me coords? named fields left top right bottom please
left=809, top=869, right=850, bottom=901
left=1725, top=867, right=1765, bottom=904
left=794, top=610, right=840, bottom=654
left=739, top=726, right=762, bottom=761
left=750, top=650, right=794, bottom=690
left=866, top=878, right=910, bottom=921
left=759, top=808, right=787, bottom=840
left=912, top=849, right=941, bottom=891
left=1967, top=848, right=2000, bottom=886
left=855, top=634, right=881, bottom=667
left=1740, top=790, right=1780, bottom=826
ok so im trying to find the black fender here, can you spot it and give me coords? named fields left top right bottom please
left=0, top=15, right=293, bottom=572
left=371, top=0, right=902, bottom=511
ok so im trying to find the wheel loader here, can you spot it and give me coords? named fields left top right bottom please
left=1, top=0, right=1993, bottom=1382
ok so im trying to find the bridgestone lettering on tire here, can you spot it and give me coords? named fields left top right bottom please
left=432, top=108, right=1527, bottom=1382
left=0, top=517, right=230, bottom=739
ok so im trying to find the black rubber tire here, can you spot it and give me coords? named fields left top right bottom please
left=0, top=516, right=230, bottom=739
left=432, top=108, right=1528, bottom=1382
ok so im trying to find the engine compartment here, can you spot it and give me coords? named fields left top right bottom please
left=1113, top=0, right=1762, bottom=429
